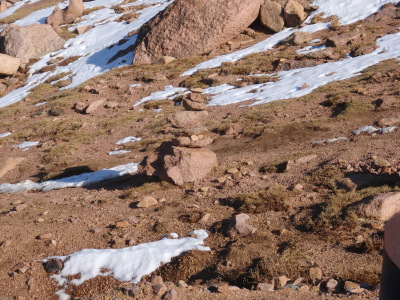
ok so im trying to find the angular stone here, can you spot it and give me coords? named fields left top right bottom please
left=309, top=267, right=322, bottom=281
left=136, top=196, right=158, bottom=208
left=275, top=276, right=290, bottom=288
left=115, top=221, right=130, bottom=228
left=154, top=56, right=176, bottom=65
left=75, top=25, right=91, bottom=34
left=153, top=283, right=167, bottom=296
left=14, top=203, right=28, bottom=211
left=325, top=278, right=340, bottom=293
left=226, top=213, right=255, bottom=238
left=260, top=0, right=284, bottom=33
left=133, top=0, right=262, bottom=63
left=183, top=99, right=207, bottom=111
left=350, top=192, right=400, bottom=222
left=167, top=111, right=208, bottom=128
left=344, top=281, right=360, bottom=292
left=284, top=31, right=313, bottom=45
left=162, top=289, right=178, bottom=300
left=0, top=53, right=20, bottom=75
left=84, top=99, right=105, bottom=114
left=378, top=116, right=400, bottom=126
left=284, top=0, right=306, bottom=27
left=257, top=282, right=274, bottom=291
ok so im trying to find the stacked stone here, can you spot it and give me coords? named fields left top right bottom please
left=140, top=92, right=217, bottom=186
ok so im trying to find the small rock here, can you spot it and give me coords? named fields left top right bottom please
left=35, top=218, right=45, bottom=223
left=162, top=289, right=178, bottom=300
left=226, top=168, right=239, bottom=174
left=226, top=213, right=255, bottom=238
left=309, top=267, right=322, bottom=282
left=159, top=197, right=167, bottom=203
left=257, top=282, right=274, bottom=291
left=378, top=116, right=400, bottom=126
left=74, top=101, right=87, bottom=112
left=350, top=288, right=367, bottom=294
left=44, top=258, right=63, bottom=274
left=298, top=284, right=310, bottom=291
left=190, top=88, right=204, bottom=93
left=177, top=280, right=188, bottom=288
left=37, top=233, right=52, bottom=240
left=374, top=158, right=391, bottom=168
left=75, top=25, right=91, bottom=34
left=122, top=286, right=140, bottom=297
left=275, top=276, right=290, bottom=289
left=167, top=111, right=208, bottom=128
left=183, top=99, right=207, bottom=111
left=126, top=216, right=140, bottom=224
left=151, top=275, right=164, bottom=285
left=200, top=187, right=209, bottom=193
left=284, top=31, right=313, bottom=45
left=136, top=196, right=158, bottom=208
left=115, top=221, right=130, bottom=228
left=198, top=213, right=211, bottom=223
left=0, top=240, right=11, bottom=247
left=325, top=278, right=340, bottom=293
left=293, top=277, right=304, bottom=285
left=26, top=278, right=34, bottom=290
left=344, top=281, right=360, bottom=292
left=153, top=283, right=167, bottom=296
left=84, top=99, right=105, bottom=114
left=14, top=203, right=28, bottom=211
left=46, top=239, right=57, bottom=247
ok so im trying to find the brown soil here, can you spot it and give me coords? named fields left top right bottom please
left=1, top=1, right=400, bottom=299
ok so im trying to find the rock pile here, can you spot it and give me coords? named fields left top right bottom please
left=133, top=0, right=308, bottom=64
left=140, top=93, right=217, bottom=185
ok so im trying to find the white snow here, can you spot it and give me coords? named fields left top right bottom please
left=0, top=0, right=174, bottom=109
left=312, top=137, right=347, bottom=145
left=134, top=85, right=187, bottom=106
left=203, top=84, right=236, bottom=95
left=35, top=102, right=47, bottom=107
left=0, top=132, right=12, bottom=138
left=353, top=125, right=397, bottom=135
left=296, top=44, right=327, bottom=55
left=12, top=141, right=39, bottom=149
left=0, top=163, right=138, bottom=193
left=306, top=0, right=400, bottom=25
left=107, top=150, right=131, bottom=155
left=207, top=32, right=400, bottom=106
left=130, top=83, right=142, bottom=88
left=115, top=136, right=141, bottom=145
left=45, top=229, right=210, bottom=298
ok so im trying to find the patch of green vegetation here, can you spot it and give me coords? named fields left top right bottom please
left=224, top=185, right=292, bottom=213
left=306, top=166, right=344, bottom=190
left=243, top=75, right=279, bottom=84
left=45, top=72, right=72, bottom=84
left=124, top=181, right=175, bottom=200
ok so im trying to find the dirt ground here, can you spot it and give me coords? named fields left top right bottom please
left=1, top=1, right=400, bottom=299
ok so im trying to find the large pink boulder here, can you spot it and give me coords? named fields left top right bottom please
left=133, top=0, right=263, bottom=64
left=0, top=24, right=64, bottom=64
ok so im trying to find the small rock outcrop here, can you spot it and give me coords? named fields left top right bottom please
left=141, top=143, right=217, bottom=186
left=350, top=192, right=400, bottom=222
left=226, top=213, right=255, bottom=237
left=140, top=93, right=217, bottom=185
left=46, top=0, right=84, bottom=28
left=133, top=0, right=262, bottom=64
left=0, top=24, right=64, bottom=64
left=0, top=53, right=20, bottom=75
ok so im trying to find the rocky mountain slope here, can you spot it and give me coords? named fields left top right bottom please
left=0, top=0, right=400, bottom=299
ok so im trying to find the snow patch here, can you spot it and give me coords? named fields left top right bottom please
left=0, top=132, right=12, bottom=138
left=107, top=150, right=131, bottom=155
left=134, top=85, right=187, bottom=106
left=12, top=141, right=39, bottom=149
left=312, top=137, right=347, bottom=145
left=45, top=230, right=210, bottom=299
left=0, top=163, right=138, bottom=193
left=115, top=136, right=141, bottom=145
